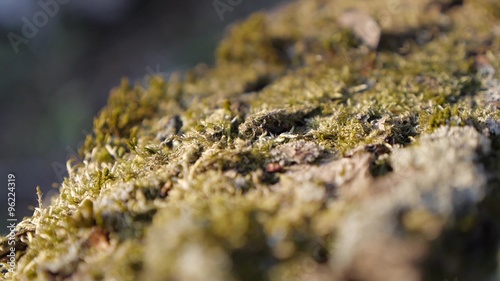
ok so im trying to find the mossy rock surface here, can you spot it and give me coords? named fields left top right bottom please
left=2, top=0, right=500, bottom=280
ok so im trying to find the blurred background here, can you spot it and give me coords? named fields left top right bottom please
left=0, top=0, right=287, bottom=234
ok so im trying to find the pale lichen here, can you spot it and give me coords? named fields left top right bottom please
left=1, top=0, right=500, bottom=280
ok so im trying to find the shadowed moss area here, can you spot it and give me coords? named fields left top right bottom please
left=1, top=0, right=500, bottom=280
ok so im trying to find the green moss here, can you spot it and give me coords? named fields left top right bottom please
left=2, top=0, right=500, bottom=280
left=217, top=14, right=289, bottom=67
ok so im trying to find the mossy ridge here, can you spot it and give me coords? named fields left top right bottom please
left=1, top=0, right=500, bottom=280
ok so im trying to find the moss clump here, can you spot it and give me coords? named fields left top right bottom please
left=238, top=107, right=321, bottom=139
left=2, top=0, right=500, bottom=280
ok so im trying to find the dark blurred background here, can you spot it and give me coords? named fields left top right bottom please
left=0, top=0, right=287, bottom=234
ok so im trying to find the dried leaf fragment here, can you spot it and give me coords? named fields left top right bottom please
left=88, top=228, right=111, bottom=251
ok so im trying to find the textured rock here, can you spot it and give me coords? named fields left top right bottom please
left=1, top=0, right=500, bottom=280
